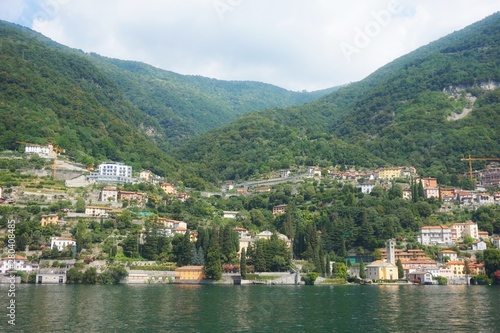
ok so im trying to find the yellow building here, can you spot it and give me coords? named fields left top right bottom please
left=41, top=214, right=59, bottom=226
left=378, top=167, right=403, bottom=180
left=366, top=260, right=397, bottom=280
left=175, top=266, right=206, bottom=281
left=445, top=260, right=465, bottom=277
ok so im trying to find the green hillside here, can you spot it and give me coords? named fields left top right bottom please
left=0, top=20, right=333, bottom=176
left=89, top=55, right=336, bottom=146
left=177, top=12, right=500, bottom=183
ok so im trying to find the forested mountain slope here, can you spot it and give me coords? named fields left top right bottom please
left=177, top=12, right=500, bottom=184
left=0, top=20, right=333, bottom=176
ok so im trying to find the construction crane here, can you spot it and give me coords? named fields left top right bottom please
left=52, top=146, right=65, bottom=179
left=461, top=155, right=500, bottom=180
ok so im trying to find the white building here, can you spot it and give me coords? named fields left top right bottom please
left=24, top=144, right=53, bottom=157
left=418, top=226, right=455, bottom=246
left=360, top=183, right=376, bottom=194
left=451, top=221, right=479, bottom=242
left=85, top=206, right=113, bottom=217
left=89, top=162, right=133, bottom=183
left=99, top=188, right=118, bottom=202
left=0, top=255, right=35, bottom=273
left=50, top=237, right=76, bottom=251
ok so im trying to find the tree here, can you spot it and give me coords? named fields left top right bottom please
left=83, top=267, right=97, bottom=284
left=397, top=259, right=404, bottom=279
left=483, top=249, right=500, bottom=276
left=240, top=248, right=247, bottom=279
left=204, top=227, right=222, bottom=280
left=66, top=267, right=83, bottom=284
left=359, top=259, right=366, bottom=279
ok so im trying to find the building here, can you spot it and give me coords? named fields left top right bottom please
left=223, top=211, right=240, bottom=219
left=85, top=206, right=113, bottom=217
left=41, top=214, right=59, bottom=226
left=437, top=250, right=458, bottom=262
left=451, top=221, right=479, bottom=242
left=99, top=187, right=118, bottom=202
left=360, top=183, right=376, bottom=194
left=155, top=218, right=188, bottom=237
left=50, top=237, right=76, bottom=251
left=24, top=143, right=53, bottom=156
left=255, top=230, right=273, bottom=241
left=280, top=170, right=291, bottom=178
left=472, top=241, right=487, bottom=251
left=418, top=226, right=454, bottom=246
left=160, top=183, right=177, bottom=195
left=440, top=188, right=457, bottom=201
left=175, top=266, right=206, bottom=281
left=425, top=187, right=440, bottom=199
left=493, top=237, right=500, bottom=249
left=445, top=260, right=465, bottom=277
left=0, top=255, right=34, bottom=273
left=478, top=231, right=489, bottom=240
left=366, top=260, right=397, bottom=280
left=272, top=204, right=287, bottom=215
left=88, top=162, right=133, bottom=183
left=36, top=269, right=67, bottom=284
left=118, top=190, right=146, bottom=203
left=254, top=186, right=271, bottom=193
left=377, top=167, right=404, bottom=180
left=139, top=170, right=153, bottom=182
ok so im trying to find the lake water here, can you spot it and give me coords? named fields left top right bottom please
left=1, top=283, right=499, bottom=332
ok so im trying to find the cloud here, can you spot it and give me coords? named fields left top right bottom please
left=1, top=0, right=499, bottom=91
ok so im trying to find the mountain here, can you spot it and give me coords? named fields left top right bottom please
left=176, top=12, right=500, bottom=184
left=87, top=54, right=337, bottom=146
left=0, top=20, right=334, bottom=177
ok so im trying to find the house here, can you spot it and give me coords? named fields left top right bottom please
left=440, top=188, right=457, bottom=201
left=118, top=190, right=146, bottom=203
left=177, top=192, right=190, bottom=202
left=425, top=187, right=440, bottom=199
left=437, top=250, right=458, bottom=262
left=99, top=187, right=118, bottom=202
left=366, top=260, right=397, bottom=280
left=420, top=177, right=438, bottom=189
left=223, top=211, right=240, bottom=219
left=236, top=188, right=248, bottom=195
left=255, top=230, right=273, bottom=241
left=0, top=255, right=34, bottom=273
left=233, top=227, right=248, bottom=237
left=221, top=183, right=235, bottom=192
left=457, top=191, right=474, bottom=205
left=88, top=162, right=133, bottom=183
left=478, top=231, right=489, bottom=240
left=493, top=237, right=500, bottom=249
left=272, top=204, right=287, bottom=215
left=155, top=218, right=188, bottom=237
left=50, top=237, right=76, bottom=251
left=254, top=186, right=271, bottom=193
left=472, top=240, right=487, bottom=251
left=85, top=206, right=113, bottom=217
left=308, top=167, right=322, bottom=177
left=280, top=170, right=291, bottom=178
left=360, top=183, right=376, bottom=194
left=41, top=214, right=59, bottom=226
left=418, top=226, right=454, bottom=246
left=139, top=170, right=153, bottom=182
left=476, top=194, right=494, bottom=205
left=175, top=266, right=206, bottom=281
left=160, top=183, right=177, bottom=195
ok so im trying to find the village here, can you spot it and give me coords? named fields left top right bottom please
left=1, top=144, right=500, bottom=285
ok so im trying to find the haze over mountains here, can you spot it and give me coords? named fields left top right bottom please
left=1, top=12, right=500, bottom=187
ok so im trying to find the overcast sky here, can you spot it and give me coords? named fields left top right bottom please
left=1, top=0, right=499, bottom=91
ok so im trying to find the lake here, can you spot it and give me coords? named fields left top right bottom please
left=1, top=283, right=499, bottom=332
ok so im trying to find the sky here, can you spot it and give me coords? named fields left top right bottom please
left=1, top=0, right=499, bottom=91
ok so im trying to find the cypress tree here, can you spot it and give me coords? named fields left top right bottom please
left=397, top=259, right=404, bottom=279
left=240, top=248, right=247, bottom=279
left=325, top=253, right=331, bottom=277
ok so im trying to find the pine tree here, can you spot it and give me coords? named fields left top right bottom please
left=325, top=253, right=331, bottom=277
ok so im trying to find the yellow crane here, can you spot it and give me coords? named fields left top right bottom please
left=461, top=155, right=500, bottom=180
